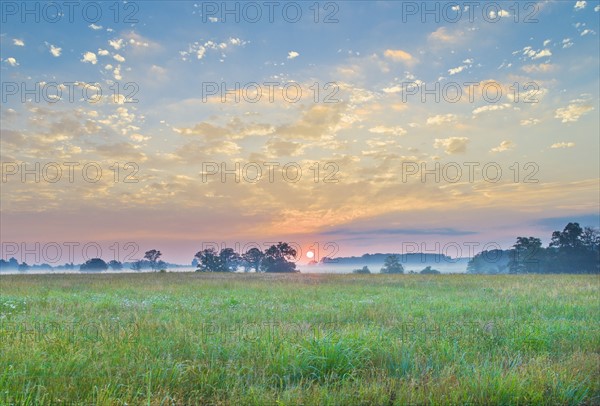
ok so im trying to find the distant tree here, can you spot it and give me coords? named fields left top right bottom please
left=220, top=248, right=242, bottom=272
left=242, top=247, right=264, bottom=273
left=261, top=242, right=299, bottom=273
left=467, top=249, right=510, bottom=274
left=191, top=258, right=199, bottom=268
left=131, top=260, right=143, bottom=271
left=195, top=248, right=221, bottom=272
left=0, top=257, right=19, bottom=270
left=353, top=266, right=371, bottom=274
left=550, top=223, right=599, bottom=273
left=508, top=237, right=543, bottom=274
left=18, top=262, right=29, bottom=272
left=420, top=266, right=440, bottom=274
left=380, top=255, right=404, bottom=274
left=108, top=260, right=123, bottom=271
left=194, top=248, right=240, bottom=272
left=144, top=249, right=162, bottom=271
left=80, top=258, right=108, bottom=272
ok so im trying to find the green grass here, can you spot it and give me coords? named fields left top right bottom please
left=0, top=273, right=598, bottom=405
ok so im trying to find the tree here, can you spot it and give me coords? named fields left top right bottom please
left=467, top=249, right=510, bottom=274
left=108, top=260, right=123, bottom=271
left=131, top=260, right=143, bottom=271
left=508, top=237, right=543, bottom=274
left=242, top=248, right=264, bottom=272
left=219, top=248, right=242, bottom=272
left=18, top=262, right=29, bottom=272
left=420, top=266, right=440, bottom=274
left=144, top=249, right=162, bottom=271
left=353, top=266, right=371, bottom=274
left=194, top=248, right=240, bottom=272
left=80, top=258, right=108, bottom=272
left=261, top=242, right=299, bottom=273
left=380, top=255, right=404, bottom=274
left=195, top=248, right=222, bottom=272
left=549, top=223, right=598, bottom=273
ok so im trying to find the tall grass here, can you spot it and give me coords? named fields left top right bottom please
left=0, top=273, right=598, bottom=405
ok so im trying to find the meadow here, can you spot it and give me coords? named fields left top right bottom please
left=0, top=273, right=598, bottom=405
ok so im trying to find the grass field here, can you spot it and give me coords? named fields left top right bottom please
left=0, top=273, right=598, bottom=405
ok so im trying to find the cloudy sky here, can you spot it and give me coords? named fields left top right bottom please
left=1, top=1, right=599, bottom=265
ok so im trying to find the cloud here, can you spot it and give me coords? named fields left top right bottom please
left=574, top=1, right=586, bottom=10
left=473, top=103, right=512, bottom=115
left=490, top=140, right=515, bottom=153
left=555, top=100, right=594, bottom=123
left=532, top=49, right=552, bottom=60
left=89, top=23, right=103, bottom=30
left=562, top=38, right=574, bottom=48
left=550, top=142, right=575, bottom=149
left=265, top=138, right=304, bottom=156
left=4, top=57, right=18, bottom=67
left=12, top=38, right=24, bottom=47
left=434, top=137, right=469, bottom=154
left=489, top=9, right=510, bottom=18
left=81, top=52, right=98, bottom=64
left=130, top=133, right=151, bottom=142
left=580, top=29, right=595, bottom=36
left=522, top=63, right=554, bottom=73
left=383, top=49, right=415, bottom=65
left=113, top=54, right=126, bottom=62
left=287, top=51, right=299, bottom=59
left=448, top=65, right=466, bottom=75
left=49, top=44, right=62, bottom=57
left=323, top=227, right=477, bottom=236
left=520, top=118, right=541, bottom=126
left=520, top=46, right=552, bottom=60
left=180, top=37, right=248, bottom=61
left=109, top=39, right=124, bottom=50
left=98, top=49, right=109, bottom=56
left=113, top=65, right=122, bottom=80
left=428, top=27, right=462, bottom=43
left=368, top=126, right=407, bottom=136
left=427, top=114, right=458, bottom=125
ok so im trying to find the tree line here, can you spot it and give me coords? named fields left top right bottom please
left=468, top=223, right=599, bottom=274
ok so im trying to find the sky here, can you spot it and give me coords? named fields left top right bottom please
left=1, top=0, right=599, bottom=266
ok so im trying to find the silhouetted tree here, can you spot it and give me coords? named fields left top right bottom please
left=549, top=223, right=599, bottom=273
left=144, top=249, right=162, bottom=271
left=420, top=266, right=440, bottom=274
left=242, top=248, right=264, bottom=272
left=80, top=258, right=108, bottom=272
left=380, top=255, right=404, bottom=274
left=131, top=260, right=143, bottom=271
left=194, top=248, right=240, bottom=272
left=220, top=248, right=242, bottom=272
left=467, top=249, right=510, bottom=274
left=353, top=266, right=371, bottom=274
left=508, top=237, right=543, bottom=274
left=261, top=242, right=298, bottom=273
left=108, top=260, right=123, bottom=270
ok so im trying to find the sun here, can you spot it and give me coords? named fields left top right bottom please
left=306, top=251, right=314, bottom=259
